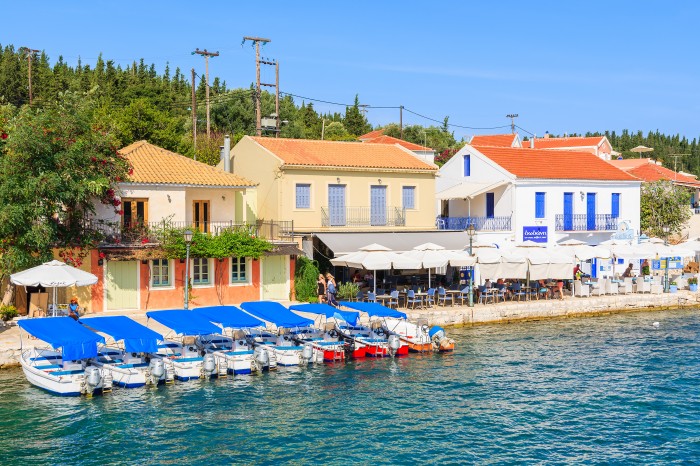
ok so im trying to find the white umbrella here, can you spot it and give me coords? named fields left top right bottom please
left=630, top=145, right=654, bottom=159
left=475, top=248, right=528, bottom=280
left=401, top=243, right=475, bottom=288
left=330, top=243, right=421, bottom=292
left=11, top=260, right=98, bottom=315
left=556, top=240, right=611, bottom=261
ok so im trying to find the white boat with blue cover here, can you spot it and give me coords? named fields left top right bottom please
left=339, top=301, right=408, bottom=357
left=80, top=316, right=170, bottom=387
left=193, top=305, right=267, bottom=374
left=288, top=303, right=361, bottom=362
left=17, top=317, right=112, bottom=396
left=240, top=301, right=314, bottom=366
left=146, top=310, right=222, bottom=381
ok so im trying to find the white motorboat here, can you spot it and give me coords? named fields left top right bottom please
left=17, top=317, right=112, bottom=396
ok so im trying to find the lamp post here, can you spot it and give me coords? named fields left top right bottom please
left=183, top=229, right=193, bottom=309
left=467, top=224, right=476, bottom=307
left=662, top=226, right=670, bottom=293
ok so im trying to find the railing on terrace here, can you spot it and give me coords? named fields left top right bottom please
left=435, top=216, right=512, bottom=231
left=94, top=220, right=295, bottom=245
left=555, top=214, right=618, bottom=231
left=321, top=206, right=406, bottom=227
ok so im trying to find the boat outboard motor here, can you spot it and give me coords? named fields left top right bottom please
left=302, top=344, right=314, bottom=363
left=429, top=326, right=446, bottom=350
left=387, top=334, right=401, bottom=357
left=254, top=346, right=269, bottom=370
left=202, top=354, right=217, bottom=376
left=84, top=366, right=102, bottom=392
left=149, top=358, right=165, bottom=383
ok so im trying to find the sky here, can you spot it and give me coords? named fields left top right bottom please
left=3, top=1, right=699, bottom=141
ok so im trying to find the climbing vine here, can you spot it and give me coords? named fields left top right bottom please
left=160, top=227, right=273, bottom=260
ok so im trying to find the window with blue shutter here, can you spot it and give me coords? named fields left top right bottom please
left=611, top=193, right=620, bottom=218
left=486, top=192, right=494, bottom=218
left=402, top=186, right=415, bottom=209
left=463, top=154, right=471, bottom=176
left=295, top=183, right=310, bottom=209
left=535, top=192, right=545, bottom=218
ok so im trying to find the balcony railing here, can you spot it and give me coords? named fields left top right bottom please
left=436, top=216, right=512, bottom=231
left=321, top=206, right=406, bottom=227
left=555, top=214, right=618, bottom=231
left=94, top=220, right=295, bottom=245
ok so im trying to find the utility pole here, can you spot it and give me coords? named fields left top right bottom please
left=20, top=47, right=40, bottom=105
left=506, top=114, right=519, bottom=134
left=259, top=55, right=279, bottom=136
left=192, top=48, right=219, bottom=137
left=242, top=36, right=271, bottom=136
left=275, top=61, right=280, bottom=136
left=669, top=154, right=690, bottom=182
left=399, top=105, right=404, bottom=139
left=191, top=68, right=197, bottom=160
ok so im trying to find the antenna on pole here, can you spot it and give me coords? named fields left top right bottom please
left=242, top=36, right=271, bottom=136
left=669, top=154, right=690, bottom=182
left=19, top=47, right=40, bottom=105
left=192, top=48, right=220, bottom=137
left=506, top=114, right=519, bottom=134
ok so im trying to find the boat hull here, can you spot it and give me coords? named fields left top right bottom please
left=20, top=350, right=104, bottom=397
left=216, top=350, right=255, bottom=375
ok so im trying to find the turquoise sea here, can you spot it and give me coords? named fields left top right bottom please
left=1, top=309, right=699, bottom=465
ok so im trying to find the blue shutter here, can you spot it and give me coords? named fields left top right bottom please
left=611, top=193, right=620, bottom=218
left=463, top=154, right=471, bottom=176
left=587, top=193, right=596, bottom=230
left=486, top=192, right=494, bottom=218
left=371, top=186, right=387, bottom=226
left=328, top=185, right=346, bottom=226
left=402, top=186, right=415, bottom=209
left=535, top=192, right=545, bottom=218
left=296, top=184, right=310, bottom=209
left=563, top=193, right=573, bottom=230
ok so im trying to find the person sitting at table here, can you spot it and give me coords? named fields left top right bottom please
left=68, top=296, right=81, bottom=321
left=622, top=263, right=634, bottom=278
left=352, top=271, right=363, bottom=284
left=484, top=279, right=492, bottom=289
left=573, top=264, right=582, bottom=280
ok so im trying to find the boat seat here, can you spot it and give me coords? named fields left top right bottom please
left=158, top=343, right=180, bottom=348
left=222, top=350, right=254, bottom=356
left=116, top=362, right=149, bottom=368
left=29, top=356, right=62, bottom=361
left=173, top=357, right=203, bottom=362
left=35, top=364, right=62, bottom=370
left=98, top=358, right=123, bottom=364
left=50, top=369, right=85, bottom=376
left=273, top=346, right=304, bottom=350
left=99, top=351, right=121, bottom=356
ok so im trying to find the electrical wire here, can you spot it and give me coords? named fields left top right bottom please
left=402, top=107, right=511, bottom=131
left=514, top=125, right=535, bottom=136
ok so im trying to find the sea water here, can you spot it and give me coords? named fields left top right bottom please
left=1, top=309, right=699, bottom=465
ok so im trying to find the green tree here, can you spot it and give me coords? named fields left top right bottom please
left=640, top=180, right=692, bottom=237
left=323, top=121, right=353, bottom=141
left=343, top=94, right=370, bottom=137
left=113, top=98, right=184, bottom=151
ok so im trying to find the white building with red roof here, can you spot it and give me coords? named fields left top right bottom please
left=528, top=134, right=615, bottom=160
left=436, top=144, right=641, bottom=246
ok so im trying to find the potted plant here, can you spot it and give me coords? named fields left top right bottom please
left=1, top=305, right=18, bottom=323
left=669, top=281, right=678, bottom=293
left=337, top=282, right=360, bottom=301
left=688, top=277, right=698, bottom=292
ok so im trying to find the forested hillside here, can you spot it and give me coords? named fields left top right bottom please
left=1, top=44, right=697, bottom=174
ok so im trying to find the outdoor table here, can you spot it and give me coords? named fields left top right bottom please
left=48, top=303, right=69, bottom=317
left=375, top=294, right=392, bottom=305
left=414, top=292, right=428, bottom=308
left=445, top=290, right=460, bottom=306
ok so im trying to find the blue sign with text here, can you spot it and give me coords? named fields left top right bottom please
left=523, top=226, right=548, bottom=243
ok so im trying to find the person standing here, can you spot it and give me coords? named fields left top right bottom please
left=326, top=273, right=338, bottom=307
left=317, top=274, right=327, bottom=304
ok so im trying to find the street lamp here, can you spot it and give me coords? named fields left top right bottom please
left=467, top=223, right=476, bottom=307
left=662, top=226, right=670, bottom=293
left=183, top=229, right=193, bottom=309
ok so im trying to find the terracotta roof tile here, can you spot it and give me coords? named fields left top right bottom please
left=472, top=145, right=637, bottom=181
left=250, top=136, right=436, bottom=171
left=363, top=134, right=432, bottom=151
left=607, top=158, right=653, bottom=170
left=119, top=140, right=256, bottom=187
left=616, top=160, right=700, bottom=187
left=530, top=136, right=604, bottom=149
left=358, top=129, right=385, bottom=140
left=469, top=134, right=519, bottom=147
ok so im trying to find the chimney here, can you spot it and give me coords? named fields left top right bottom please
left=544, top=131, right=550, bottom=139
left=530, top=135, right=535, bottom=149
left=223, top=134, right=231, bottom=173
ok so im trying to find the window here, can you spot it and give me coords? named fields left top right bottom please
left=370, top=185, right=387, bottom=226
left=486, top=192, right=495, bottom=218
left=151, top=259, right=170, bottom=287
left=463, top=154, right=471, bottom=177
left=231, top=257, right=249, bottom=284
left=535, top=192, right=546, bottom=219
left=296, top=184, right=311, bottom=209
left=611, top=193, right=620, bottom=218
left=122, top=198, right=148, bottom=228
left=193, top=200, right=210, bottom=233
left=192, top=258, right=210, bottom=285
left=402, top=186, right=415, bottom=209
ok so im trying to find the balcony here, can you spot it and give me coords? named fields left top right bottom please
left=321, top=206, right=406, bottom=227
left=94, top=220, right=295, bottom=246
left=436, top=216, right=512, bottom=231
left=555, top=214, right=618, bottom=231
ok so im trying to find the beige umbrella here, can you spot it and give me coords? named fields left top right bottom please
left=630, top=145, right=654, bottom=159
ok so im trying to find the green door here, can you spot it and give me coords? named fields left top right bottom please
left=262, top=255, right=288, bottom=300
left=105, top=261, right=139, bottom=310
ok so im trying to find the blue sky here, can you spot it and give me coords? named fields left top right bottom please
left=3, top=1, right=698, bottom=141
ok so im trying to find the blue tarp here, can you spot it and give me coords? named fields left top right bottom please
left=289, top=303, right=359, bottom=326
left=339, top=301, right=407, bottom=319
left=240, top=301, right=314, bottom=328
left=193, top=306, right=265, bottom=329
left=80, top=316, right=163, bottom=354
left=145, top=310, right=221, bottom=336
left=18, top=317, right=105, bottom=360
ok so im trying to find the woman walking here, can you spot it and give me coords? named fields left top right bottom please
left=326, top=273, right=338, bottom=307
left=317, top=274, right=327, bottom=303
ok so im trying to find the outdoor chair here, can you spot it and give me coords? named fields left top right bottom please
left=618, top=277, right=633, bottom=294
left=437, top=287, right=453, bottom=306
left=493, top=284, right=507, bottom=303
left=636, top=279, right=651, bottom=293
left=477, top=285, right=489, bottom=305
left=590, top=279, right=606, bottom=296
left=406, top=290, right=422, bottom=309
left=387, top=290, right=401, bottom=309
left=376, top=288, right=386, bottom=296
left=354, top=291, right=365, bottom=302
left=650, top=283, right=663, bottom=294
left=537, top=284, right=549, bottom=300
left=365, top=292, right=376, bottom=303
left=605, top=280, right=619, bottom=295
left=511, top=283, right=527, bottom=301
left=426, top=288, right=436, bottom=307
left=458, top=286, right=471, bottom=305
left=573, top=280, right=590, bottom=298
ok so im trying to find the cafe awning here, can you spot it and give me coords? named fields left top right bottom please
left=436, top=180, right=511, bottom=200
left=316, top=231, right=470, bottom=256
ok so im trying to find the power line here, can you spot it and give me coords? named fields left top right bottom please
left=403, top=107, right=511, bottom=131
left=515, top=124, right=535, bottom=137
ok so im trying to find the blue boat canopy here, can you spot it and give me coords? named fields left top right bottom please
left=288, top=303, right=359, bottom=326
left=80, top=316, right=163, bottom=354
left=193, top=306, right=265, bottom=329
left=18, top=317, right=105, bottom=360
left=339, top=301, right=407, bottom=319
left=240, top=301, right=313, bottom=328
left=145, top=310, right=221, bottom=336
